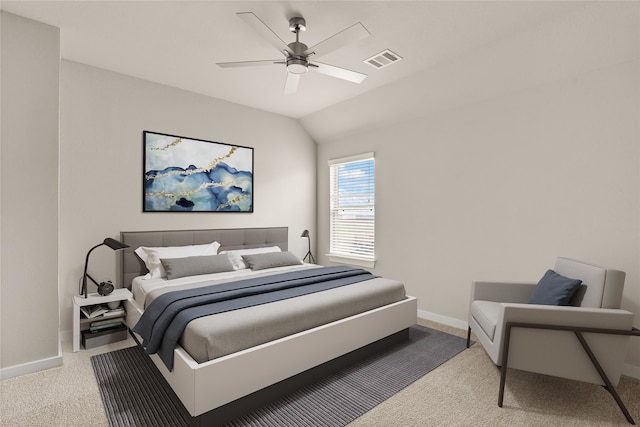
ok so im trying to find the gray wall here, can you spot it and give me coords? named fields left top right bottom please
left=1, top=12, right=61, bottom=373
left=0, top=14, right=316, bottom=373
left=57, top=60, right=317, bottom=335
left=314, top=3, right=640, bottom=371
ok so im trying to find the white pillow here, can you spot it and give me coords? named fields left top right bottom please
left=219, top=246, right=281, bottom=270
left=135, top=241, right=221, bottom=278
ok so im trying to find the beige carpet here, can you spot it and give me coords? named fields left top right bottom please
left=1, top=319, right=638, bottom=426
left=350, top=320, right=640, bottom=427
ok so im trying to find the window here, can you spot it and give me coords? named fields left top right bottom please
left=328, top=152, right=375, bottom=267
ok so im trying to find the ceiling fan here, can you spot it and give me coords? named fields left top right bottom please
left=217, top=12, right=371, bottom=94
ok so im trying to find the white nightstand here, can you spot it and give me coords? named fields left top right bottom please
left=72, top=288, right=132, bottom=352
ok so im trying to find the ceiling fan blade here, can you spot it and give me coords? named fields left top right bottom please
left=303, top=22, right=370, bottom=59
left=284, top=73, right=300, bottom=94
left=237, top=12, right=294, bottom=57
left=217, top=59, right=283, bottom=68
left=310, top=62, right=367, bottom=84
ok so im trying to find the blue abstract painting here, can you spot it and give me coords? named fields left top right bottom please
left=143, top=131, right=253, bottom=212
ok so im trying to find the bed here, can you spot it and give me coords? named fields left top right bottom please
left=120, top=227, right=417, bottom=425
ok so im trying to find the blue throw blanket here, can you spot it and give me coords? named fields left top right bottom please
left=133, top=266, right=375, bottom=370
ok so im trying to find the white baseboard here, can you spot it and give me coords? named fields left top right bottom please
left=417, top=309, right=468, bottom=331
left=0, top=337, right=65, bottom=380
left=417, top=309, right=640, bottom=381
left=0, top=351, right=62, bottom=380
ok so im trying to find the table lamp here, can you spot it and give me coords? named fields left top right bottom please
left=81, top=237, right=129, bottom=298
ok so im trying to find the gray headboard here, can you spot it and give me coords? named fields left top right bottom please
left=119, top=227, right=288, bottom=289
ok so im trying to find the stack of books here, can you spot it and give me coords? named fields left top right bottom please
left=81, top=305, right=126, bottom=333
left=89, top=317, right=124, bottom=332
left=81, top=305, right=128, bottom=349
left=80, top=304, right=109, bottom=319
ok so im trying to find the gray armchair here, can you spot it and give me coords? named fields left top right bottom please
left=467, top=257, right=639, bottom=424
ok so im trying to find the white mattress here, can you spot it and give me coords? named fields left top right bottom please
left=132, top=264, right=407, bottom=363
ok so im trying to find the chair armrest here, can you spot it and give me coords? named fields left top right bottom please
left=470, top=281, right=537, bottom=304
left=500, top=304, right=634, bottom=330
left=495, top=305, right=635, bottom=387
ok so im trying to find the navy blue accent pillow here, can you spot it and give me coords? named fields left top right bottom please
left=528, top=269, right=582, bottom=306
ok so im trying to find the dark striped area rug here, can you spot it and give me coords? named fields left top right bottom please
left=91, top=325, right=469, bottom=427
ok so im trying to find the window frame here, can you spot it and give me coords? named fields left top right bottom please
left=327, top=152, right=376, bottom=268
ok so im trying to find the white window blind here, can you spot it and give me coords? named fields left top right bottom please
left=329, top=153, right=375, bottom=262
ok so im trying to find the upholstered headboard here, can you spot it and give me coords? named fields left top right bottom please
left=119, top=227, right=288, bottom=289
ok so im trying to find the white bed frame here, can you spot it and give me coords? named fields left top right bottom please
left=120, top=227, right=417, bottom=423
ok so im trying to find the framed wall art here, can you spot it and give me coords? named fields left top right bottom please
left=143, top=131, right=254, bottom=212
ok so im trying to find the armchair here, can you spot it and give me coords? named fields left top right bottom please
left=467, top=257, right=639, bottom=424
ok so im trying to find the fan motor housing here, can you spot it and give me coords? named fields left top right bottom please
left=288, top=40, right=308, bottom=56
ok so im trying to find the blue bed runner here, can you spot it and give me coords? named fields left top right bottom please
left=133, top=266, right=375, bottom=370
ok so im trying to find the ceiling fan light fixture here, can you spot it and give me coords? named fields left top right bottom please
left=220, top=12, right=371, bottom=94
left=287, top=58, right=308, bottom=74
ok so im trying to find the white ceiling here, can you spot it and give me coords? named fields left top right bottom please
left=1, top=1, right=586, bottom=119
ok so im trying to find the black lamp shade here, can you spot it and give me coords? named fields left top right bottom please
left=301, top=230, right=310, bottom=238
left=103, top=237, right=129, bottom=250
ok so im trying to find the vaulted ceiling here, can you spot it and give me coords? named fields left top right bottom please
left=2, top=1, right=636, bottom=143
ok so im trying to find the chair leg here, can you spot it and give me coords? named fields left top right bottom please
left=499, top=322, right=636, bottom=425
left=574, top=331, right=636, bottom=425
left=498, top=323, right=514, bottom=408
left=466, top=327, right=471, bottom=348
left=603, top=385, right=635, bottom=425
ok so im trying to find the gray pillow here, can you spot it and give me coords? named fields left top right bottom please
left=160, top=254, right=235, bottom=280
left=528, top=269, right=582, bottom=305
left=241, top=251, right=303, bottom=271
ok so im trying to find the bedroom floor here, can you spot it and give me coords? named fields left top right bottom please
left=1, top=319, right=639, bottom=426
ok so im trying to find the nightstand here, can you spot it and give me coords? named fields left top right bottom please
left=72, top=288, right=132, bottom=352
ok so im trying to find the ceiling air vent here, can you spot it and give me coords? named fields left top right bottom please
left=364, top=49, right=403, bottom=69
